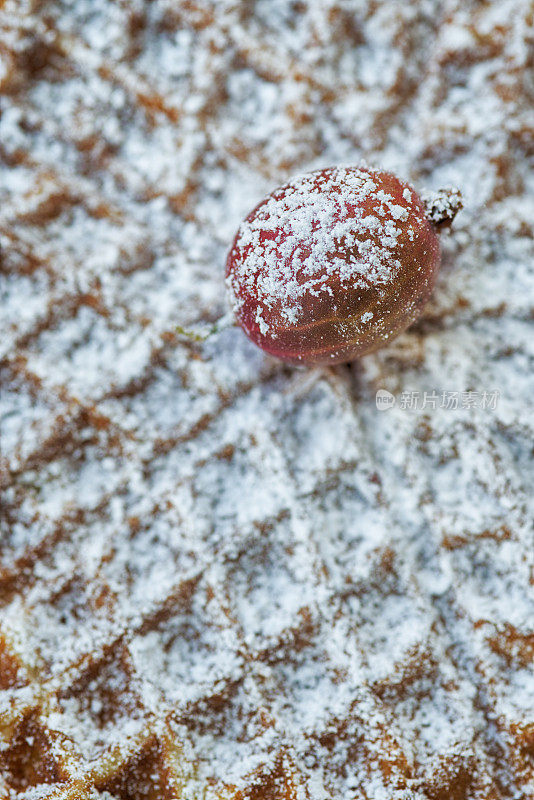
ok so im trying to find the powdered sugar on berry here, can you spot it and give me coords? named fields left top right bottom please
left=227, top=167, right=412, bottom=327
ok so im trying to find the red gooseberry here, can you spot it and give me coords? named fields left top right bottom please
left=225, top=166, right=460, bottom=366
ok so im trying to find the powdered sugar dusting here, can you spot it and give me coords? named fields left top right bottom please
left=227, top=167, right=415, bottom=327
left=1, top=0, right=533, bottom=798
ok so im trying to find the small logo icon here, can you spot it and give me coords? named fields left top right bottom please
left=376, top=389, right=396, bottom=411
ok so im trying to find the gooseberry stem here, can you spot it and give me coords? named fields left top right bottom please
left=421, top=187, right=463, bottom=230
left=175, top=310, right=236, bottom=342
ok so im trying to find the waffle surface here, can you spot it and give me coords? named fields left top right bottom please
left=1, top=1, right=534, bottom=798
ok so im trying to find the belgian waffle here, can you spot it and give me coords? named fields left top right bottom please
left=1, top=1, right=533, bottom=798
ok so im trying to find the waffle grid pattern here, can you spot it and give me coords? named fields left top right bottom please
left=1, top=1, right=534, bottom=798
